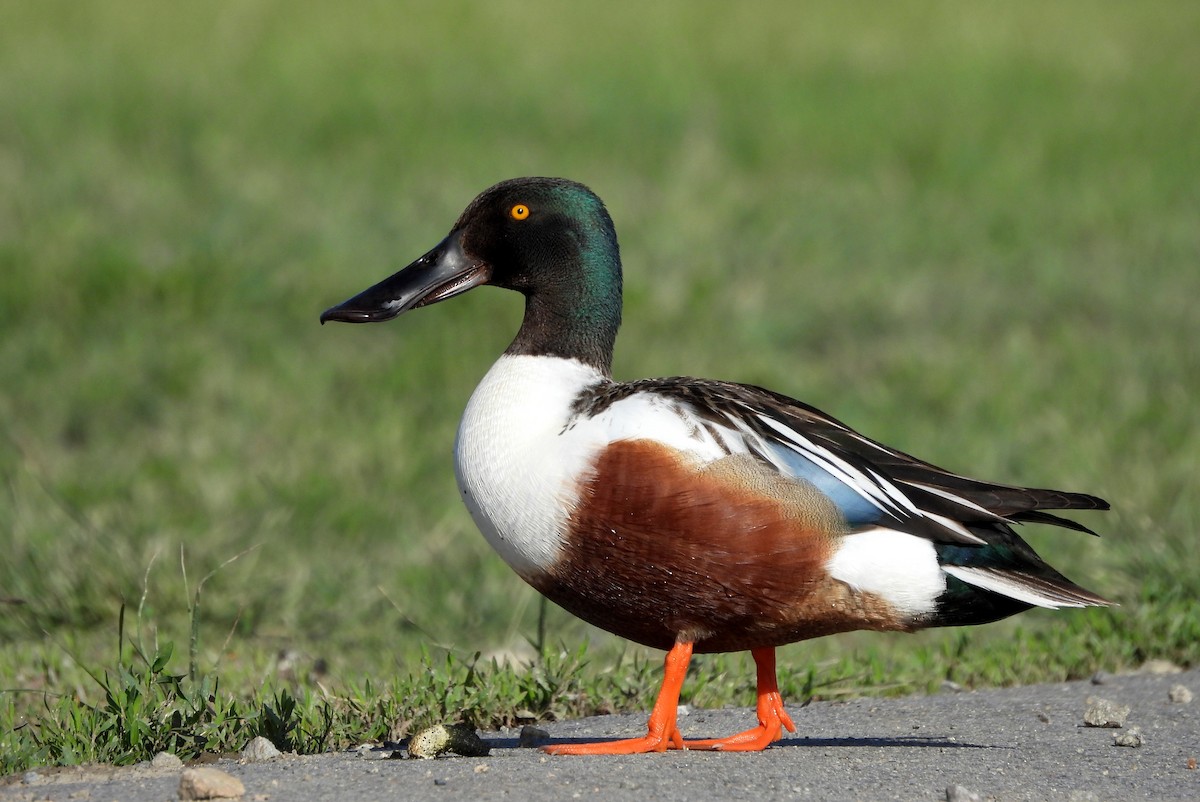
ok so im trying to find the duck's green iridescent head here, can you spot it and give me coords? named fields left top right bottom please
left=321, top=177, right=623, bottom=373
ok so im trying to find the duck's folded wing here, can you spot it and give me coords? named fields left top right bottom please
left=579, top=377, right=1108, bottom=547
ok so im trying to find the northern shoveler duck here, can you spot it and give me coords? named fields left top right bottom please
left=321, top=177, right=1110, bottom=755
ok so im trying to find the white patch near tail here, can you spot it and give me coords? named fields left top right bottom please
left=827, top=528, right=945, bottom=618
left=941, top=565, right=1092, bottom=609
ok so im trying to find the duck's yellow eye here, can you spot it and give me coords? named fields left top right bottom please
left=510, top=204, right=530, bottom=221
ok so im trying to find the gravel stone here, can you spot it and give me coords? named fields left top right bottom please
left=152, top=752, right=184, bottom=770
left=1113, top=726, right=1144, bottom=748
left=408, top=724, right=490, bottom=759
left=240, top=736, right=282, bottom=763
left=355, top=744, right=397, bottom=760
left=1083, top=697, right=1130, bottom=728
left=178, top=767, right=245, bottom=799
left=518, top=725, right=551, bottom=748
left=1168, top=684, right=1193, bottom=704
left=945, top=784, right=983, bottom=801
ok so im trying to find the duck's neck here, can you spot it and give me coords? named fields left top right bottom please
left=506, top=292, right=618, bottom=376
left=504, top=229, right=623, bottom=376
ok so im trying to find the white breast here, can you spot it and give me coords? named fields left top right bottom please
left=453, top=355, right=607, bottom=578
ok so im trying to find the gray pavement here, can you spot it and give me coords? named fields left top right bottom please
left=4, top=668, right=1197, bottom=802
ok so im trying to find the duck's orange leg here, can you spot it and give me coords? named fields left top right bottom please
left=683, top=647, right=796, bottom=751
left=544, top=641, right=693, bottom=755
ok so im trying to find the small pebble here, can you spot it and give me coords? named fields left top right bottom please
left=945, top=785, right=982, bottom=802
left=240, top=736, right=282, bottom=763
left=408, top=723, right=490, bottom=759
left=1139, top=659, right=1182, bottom=675
left=1168, top=684, right=1193, bottom=704
left=518, top=725, right=551, bottom=748
left=178, top=767, right=245, bottom=800
left=941, top=680, right=964, bottom=693
left=152, top=752, right=184, bottom=770
left=676, top=704, right=691, bottom=717
left=1084, top=697, right=1130, bottom=728
left=1089, top=671, right=1108, bottom=685
left=1113, top=727, right=1144, bottom=748
left=356, top=744, right=396, bottom=760
left=22, top=771, right=41, bottom=784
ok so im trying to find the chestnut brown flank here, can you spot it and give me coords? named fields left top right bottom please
left=529, top=439, right=912, bottom=653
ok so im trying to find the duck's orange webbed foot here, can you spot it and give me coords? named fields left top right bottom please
left=544, top=641, right=693, bottom=756
left=683, top=647, right=796, bottom=752
left=542, top=729, right=685, bottom=756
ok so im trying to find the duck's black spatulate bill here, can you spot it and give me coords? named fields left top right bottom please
left=320, top=231, right=490, bottom=324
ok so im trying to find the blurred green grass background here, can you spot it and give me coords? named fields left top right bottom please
left=2, top=0, right=1198, bottom=767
